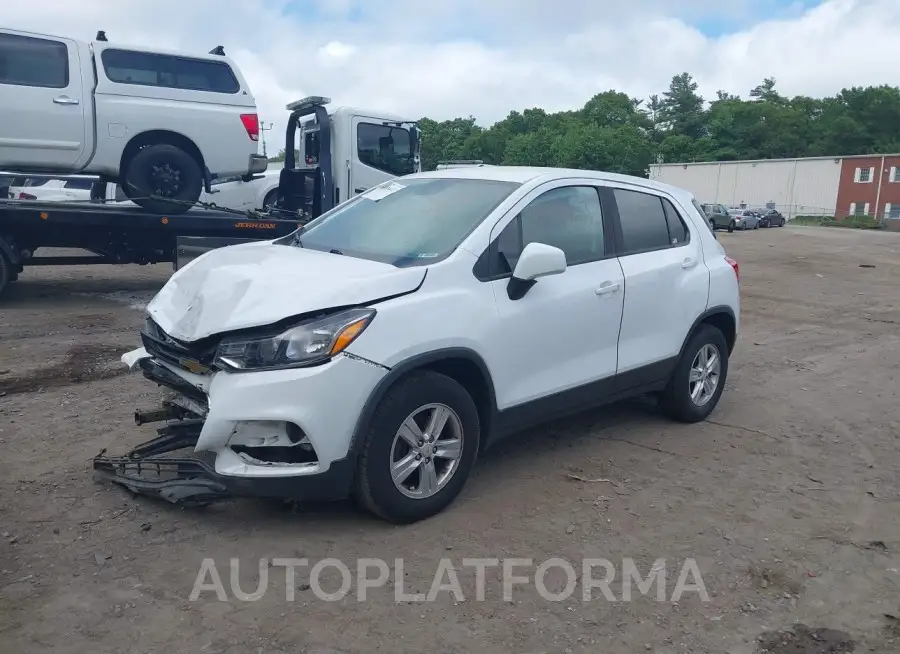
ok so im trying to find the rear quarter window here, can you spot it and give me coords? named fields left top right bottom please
left=100, top=49, right=240, bottom=94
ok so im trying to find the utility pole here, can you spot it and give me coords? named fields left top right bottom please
left=259, top=121, right=274, bottom=158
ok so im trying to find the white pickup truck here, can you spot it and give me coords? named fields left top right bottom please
left=0, top=28, right=267, bottom=214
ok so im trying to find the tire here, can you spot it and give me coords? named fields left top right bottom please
left=0, top=249, right=10, bottom=298
left=355, top=370, right=481, bottom=523
left=779, top=218, right=786, bottom=227
left=123, top=144, right=203, bottom=214
left=727, top=220, right=735, bottom=233
left=262, top=189, right=280, bottom=211
left=754, top=222, right=759, bottom=230
left=659, top=324, right=729, bottom=423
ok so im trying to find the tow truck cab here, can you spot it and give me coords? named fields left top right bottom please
left=277, top=96, right=420, bottom=219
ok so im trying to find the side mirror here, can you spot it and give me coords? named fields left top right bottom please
left=507, top=242, right=567, bottom=300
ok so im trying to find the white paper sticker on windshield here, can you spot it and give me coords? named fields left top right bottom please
left=364, top=180, right=406, bottom=201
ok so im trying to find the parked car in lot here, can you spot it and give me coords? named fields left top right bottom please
left=702, top=203, right=735, bottom=232
left=759, top=209, right=786, bottom=228
left=0, top=28, right=267, bottom=214
left=729, top=208, right=759, bottom=230
left=102, top=166, right=741, bottom=524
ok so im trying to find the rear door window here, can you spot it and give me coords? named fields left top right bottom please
left=613, top=188, right=671, bottom=254
left=100, top=49, right=239, bottom=94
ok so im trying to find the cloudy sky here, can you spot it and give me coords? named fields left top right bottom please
left=8, top=0, right=898, bottom=148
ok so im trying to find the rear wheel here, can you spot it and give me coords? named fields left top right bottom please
left=355, top=371, right=480, bottom=523
left=123, top=144, right=202, bottom=214
left=727, top=220, right=735, bottom=233
left=660, top=324, right=729, bottom=423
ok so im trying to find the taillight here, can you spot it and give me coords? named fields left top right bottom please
left=18, top=192, right=36, bottom=200
left=240, top=113, right=260, bottom=141
left=725, top=255, right=739, bottom=282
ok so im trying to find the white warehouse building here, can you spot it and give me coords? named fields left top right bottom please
left=649, top=156, right=844, bottom=218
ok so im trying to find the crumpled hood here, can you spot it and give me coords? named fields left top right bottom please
left=147, top=241, right=425, bottom=341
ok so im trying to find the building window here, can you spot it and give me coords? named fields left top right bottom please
left=891, top=167, right=900, bottom=183
left=854, top=167, right=873, bottom=183
left=849, top=202, right=870, bottom=216
left=887, top=203, right=900, bottom=220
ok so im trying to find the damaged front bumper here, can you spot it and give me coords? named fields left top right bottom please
left=92, top=420, right=356, bottom=506
left=93, top=345, right=384, bottom=506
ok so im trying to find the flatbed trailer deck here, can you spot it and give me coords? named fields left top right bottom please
left=0, top=198, right=302, bottom=297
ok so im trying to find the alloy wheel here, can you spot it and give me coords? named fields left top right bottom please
left=390, top=403, right=464, bottom=499
left=689, top=344, right=721, bottom=406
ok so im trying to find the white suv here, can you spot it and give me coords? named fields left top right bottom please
left=115, top=167, right=740, bottom=523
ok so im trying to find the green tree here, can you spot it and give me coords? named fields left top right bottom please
left=658, top=72, right=707, bottom=140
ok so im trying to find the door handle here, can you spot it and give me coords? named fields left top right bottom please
left=595, top=282, right=620, bottom=296
left=681, top=257, right=698, bottom=269
left=53, top=95, right=80, bottom=105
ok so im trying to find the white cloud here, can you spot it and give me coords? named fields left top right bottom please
left=6, top=0, right=899, bottom=153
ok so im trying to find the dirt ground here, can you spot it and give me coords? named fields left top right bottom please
left=1, top=226, right=899, bottom=654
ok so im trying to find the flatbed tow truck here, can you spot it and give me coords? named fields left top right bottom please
left=0, top=198, right=302, bottom=297
left=0, top=95, right=420, bottom=299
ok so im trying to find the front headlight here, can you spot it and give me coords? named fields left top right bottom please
left=214, top=308, right=375, bottom=371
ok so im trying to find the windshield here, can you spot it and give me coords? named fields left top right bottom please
left=291, top=177, right=520, bottom=266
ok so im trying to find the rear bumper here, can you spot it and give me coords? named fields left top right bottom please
left=249, top=154, right=268, bottom=174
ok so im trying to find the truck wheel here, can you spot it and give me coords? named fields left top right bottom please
left=727, top=220, right=735, bottom=233
left=355, top=371, right=480, bottom=524
left=123, top=144, right=202, bottom=215
left=262, top=189, right=280, bottom=211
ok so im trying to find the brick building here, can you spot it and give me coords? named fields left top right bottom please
left=834, top=154, right=900, bottom=225
left=650, top=153, right=900, bottom=231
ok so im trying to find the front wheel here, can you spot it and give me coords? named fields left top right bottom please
left=0, top=249, right=11, bottom=298
left=659, top=324, right=729, bottom=423
left=355, top=371, right=480, bottom=523
left=123, top=144, right=202, bottom=214
left=262, top=189, right=280, bottom=211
